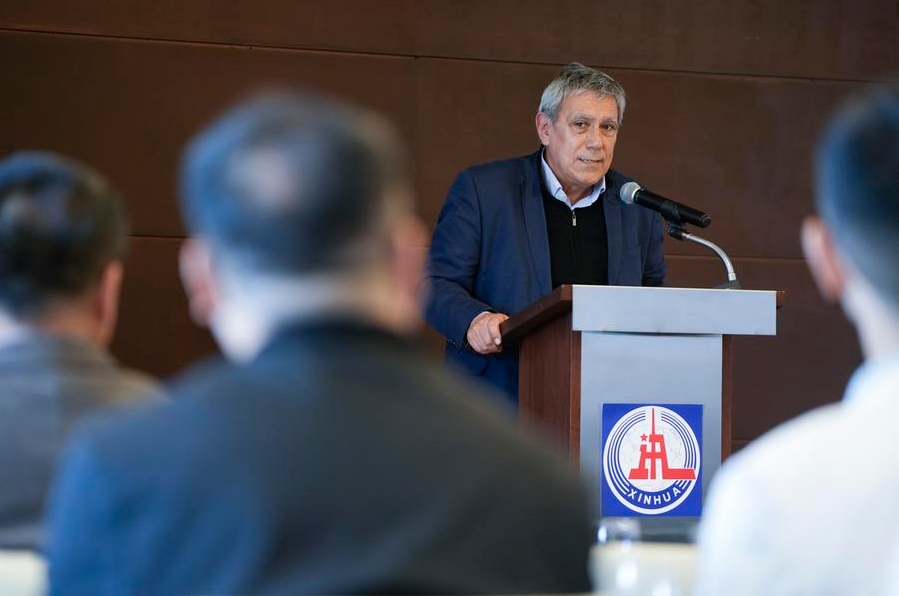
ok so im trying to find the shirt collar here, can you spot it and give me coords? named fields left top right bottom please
left=540, top=150, right=606, bottom=210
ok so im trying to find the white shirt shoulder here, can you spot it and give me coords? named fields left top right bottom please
left=697, top=393, right=899, bottom=596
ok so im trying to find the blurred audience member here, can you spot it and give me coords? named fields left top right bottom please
left=45, top=93, right=594, bottom=594
left=0, top=152, right=157, bottom=550
left=696, top=86, right=899, bottom=595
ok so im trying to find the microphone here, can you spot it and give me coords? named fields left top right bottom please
left=620, top=181, right=711, bottom=228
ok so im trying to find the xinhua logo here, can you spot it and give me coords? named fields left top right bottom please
left=601, top=404, right=702, bottom=516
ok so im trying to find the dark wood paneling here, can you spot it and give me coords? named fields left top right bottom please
left=667, top=255, right=860, bottom=441
left=112, top=236, right=218, bottom=378
left=415, top=58, right=859, bottom=259
left=613, top=70, right=856, bottom=260
left=0, top=30, right=415, bottom=238
left=5, top=2, right=896, bottom=82
left=417, top=0, right=899, bottom=81
left=0, top=0, right=417, bottom=56
left=415, top=59, right=554, bottom=228
left=1, top=3, right=875, bottom=468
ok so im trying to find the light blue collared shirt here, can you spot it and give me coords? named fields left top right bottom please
left=540, top=151, right=606, bottom=210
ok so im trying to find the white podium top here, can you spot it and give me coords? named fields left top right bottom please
left=571, top=285, right=777, bottom=336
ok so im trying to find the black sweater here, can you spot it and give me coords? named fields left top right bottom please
left=541, top=182, right=609, bottom=288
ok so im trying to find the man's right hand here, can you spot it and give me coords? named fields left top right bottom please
left=466, top=312, right=510, bottom=354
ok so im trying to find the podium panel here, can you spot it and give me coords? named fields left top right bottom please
left=502, top=284, right=779, bottom=519
left=580, top=332, right=722, bottom=517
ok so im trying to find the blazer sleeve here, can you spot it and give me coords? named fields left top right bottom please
left=423, top=170, right=497, bottom=347
left=46, top=432, right=117, bottom=596
left=642, top=212, right=666, bottom=287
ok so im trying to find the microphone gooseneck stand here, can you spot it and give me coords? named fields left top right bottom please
left=657, top=200, right=740, bottom=289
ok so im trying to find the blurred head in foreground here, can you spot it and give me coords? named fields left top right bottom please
left=179, top=92, right=427, bottom=361
left=0, top=151, right=127, bottom=346
left=696, top=86, right=899, bottom=596
left=804, top=85, right=899, bottom=358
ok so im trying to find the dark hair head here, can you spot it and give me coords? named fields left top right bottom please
left=0, top=152, right=127, bottom=318
left=815, top=86, right=899, bottom=308
left=180, top=92, right=410, bottom=276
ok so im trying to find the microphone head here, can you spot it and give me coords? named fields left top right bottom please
left=620, top=181, right=641, bottom=204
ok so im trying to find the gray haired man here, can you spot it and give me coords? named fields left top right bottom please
left=425, top=62, right=666, bottom=404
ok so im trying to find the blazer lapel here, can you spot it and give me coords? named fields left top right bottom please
left=604, top=179, right=623, bottom=285
left=520, top=154, right=552, bottom=295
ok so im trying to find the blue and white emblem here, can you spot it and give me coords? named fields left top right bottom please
left=601, top=404, right=702, bottom=516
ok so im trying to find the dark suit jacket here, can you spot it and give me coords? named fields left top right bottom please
left=424, top=150, right=666, bottom=402
left=46, top=319, right=594, bottom=595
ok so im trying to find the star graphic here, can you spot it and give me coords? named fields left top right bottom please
left=640, top=434, right=648, bottom=442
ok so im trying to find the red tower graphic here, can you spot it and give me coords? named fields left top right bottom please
left=628, top=408, right=696, bottom=480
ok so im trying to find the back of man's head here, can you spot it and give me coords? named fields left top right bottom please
left=0, top=152, right=127, bottom=320
left=180, top=93, right=411, bottom=278
left=815, top=86, right=899, bottom=311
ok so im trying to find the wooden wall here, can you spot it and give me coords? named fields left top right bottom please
left=1, top=1, right=896, bottom=451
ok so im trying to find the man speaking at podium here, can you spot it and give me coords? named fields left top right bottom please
left=424, top=63, right=666, bottom=404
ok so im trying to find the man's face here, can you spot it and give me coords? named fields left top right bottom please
left=536, top=91, right=620, bottom=201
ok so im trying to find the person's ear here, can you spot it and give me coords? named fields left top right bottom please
left=535, top=112, right=552, bottom=146
left=388, top=214, right=428, bottom=329
left=802, top=215, right=846, bottom=302
left=179, top=238, right=219, bottom=328
left=93, top=260, right=124, bottom=347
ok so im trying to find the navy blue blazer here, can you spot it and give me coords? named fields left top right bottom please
left=424, top=150, right=666, bottom=402
left=45, top=320, right=593, bottom=595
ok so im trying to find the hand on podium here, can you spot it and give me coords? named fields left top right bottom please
left=466, top=312, right=510, bottom=354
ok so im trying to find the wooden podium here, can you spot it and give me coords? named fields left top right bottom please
left=500, top=284, right=778, bottom=514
